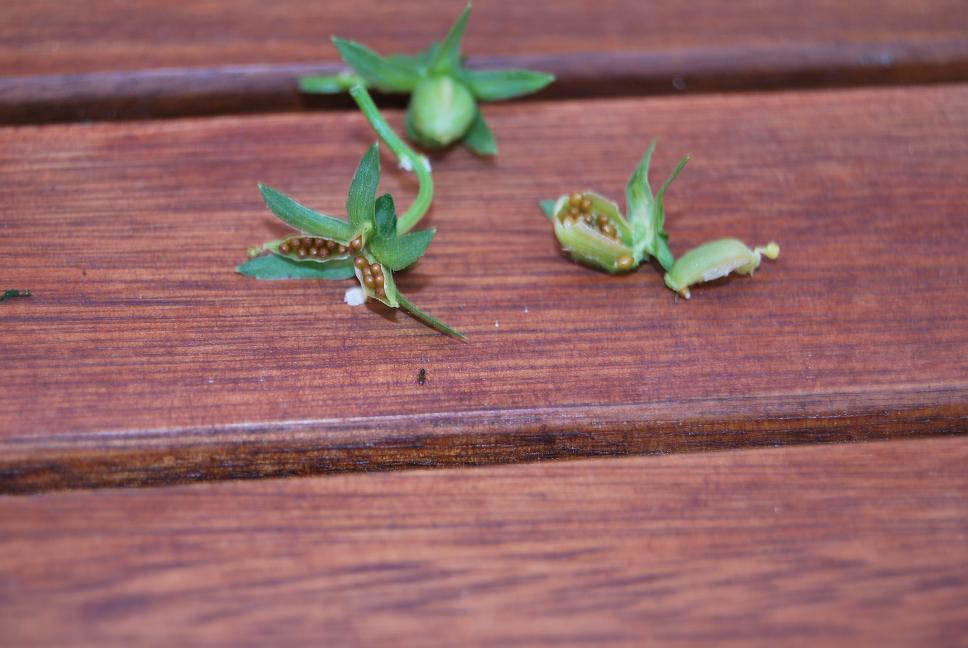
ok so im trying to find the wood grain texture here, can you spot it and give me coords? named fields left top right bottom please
left=1, top=438, right=966, bottom=646
left=1, top=85, right=967, bottom=493
left=2, top=0, right=967, bottom=123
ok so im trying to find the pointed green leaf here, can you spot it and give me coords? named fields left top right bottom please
left=298, top=72, right=362, bottom=94
left=539, top=199, right=558, bottom=220
left=259, top=184, right=355, bottom=241
left=428, top=4, right=471, bottom=74
left=397, top=293, right=466, bottom=340
left=346, top=143, right=380, bottom=231
left=460, top=69, right=555, bottom=101
left=370, top=228, right=435, bottom=271
left=463, top=110, right=497, bottom=155
left=237, top=254, right=355, bottom=280
left=331, top=38, right=422, bottom=92
left=626, top=140, right=657, bottom=237
left=374, top=192, right=397, bottom=239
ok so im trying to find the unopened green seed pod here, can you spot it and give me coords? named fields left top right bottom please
left=406, top=76, right=477, bottom=149
left=551, top=192, right=636, bottom=274
left=664, top=239, right=780, bottom=299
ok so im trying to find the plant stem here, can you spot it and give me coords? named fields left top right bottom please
left=397, top=293, right=466, bottom=341
left=349, top=84, right=433, bottom=234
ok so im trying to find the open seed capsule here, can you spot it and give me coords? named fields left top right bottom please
left=664, top=239, right=780, bottom=298
left=274, top=235, right=356, bottom=264
left=352, top=255, right=398, bottom=307
left=551, top=191, right=636, bottom=274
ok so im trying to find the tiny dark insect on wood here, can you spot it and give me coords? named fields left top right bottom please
left=418, top=368, right=426, bottom=385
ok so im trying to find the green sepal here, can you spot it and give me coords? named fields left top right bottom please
left=539, top=198, right=560, bottom=221
left=331, top=38, right=422, bottom=92
left=397, top=293, right=467, bottom=341
left=346, top=143, right=380, bottom=231
left=626, top=140, right=688, bottom=271
left=373, top=192, right=397, bottom=239
left=298, top=72, right=362, bottom=94
left=236, top=254, right=355, bottom=280
left=428, top=3, right=471, bottom=74
left=258, top=184, right=355, bottom=241
left=463, top=110, right=497, bottom=155
left=370, top=228, right=436, bottom=271
left=460, top=69, right=555, bottom=101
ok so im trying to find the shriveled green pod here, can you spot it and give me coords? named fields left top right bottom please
left=664, top=239, right=780, bottom=299
left=550, top=191, right=636, bottom=273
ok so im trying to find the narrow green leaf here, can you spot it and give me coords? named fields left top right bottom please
left=331, top=38, right=422, bottom=92
left=463, top=110, right=497, bottom=155
left=428, top=3, right=471, bottom=74
left=298, top=73, right=362, bottom=94
left=626, top=140, right=657, bottom=236
left=259, top=184, right=354, bottom=241
left=461, top=69, right=555, bottom=101
left=370, top=228, right=436, bottom=271
left=539, top=199, right=558, bottom=220
left=346, top=143, right=380, bottom=231
left=237, top=254, right=355, bottom=280
left=397, top=293, right=467, bottom=341
left=374, top=193, right=397, bottom=239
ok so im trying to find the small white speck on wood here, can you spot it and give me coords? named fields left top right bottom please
left=344, top=286, right=366, bottom=306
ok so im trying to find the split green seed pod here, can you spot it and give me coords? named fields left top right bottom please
left=664, top=239, right=780, bottom=299
left=551, top=192, right=635, bottom=274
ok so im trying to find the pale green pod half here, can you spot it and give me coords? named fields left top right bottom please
left=664, top=239, right=780, bottom=298
left=407, top=76, right=477, bottom=149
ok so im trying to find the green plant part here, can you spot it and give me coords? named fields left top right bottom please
left=299, top=3, right=554, bottom=154
left=539, top=140, right=688, bottom=274
left=238, top=143, right=464, bottom=340
left=664, top=239, right=780, bottom=299
left=0, top=289, right=31, bottom=303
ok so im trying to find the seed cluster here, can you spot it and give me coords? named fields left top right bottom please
left=279, top=236, right=363, bottom=259
left=561, top=193, right=619, bottom=240
left=354, top=256, right=387, bottom=298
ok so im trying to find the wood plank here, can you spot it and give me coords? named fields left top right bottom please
left=2, top=0, right=967, bottom=123
left=1, top=85, right=967, bottom=493
left=1, top=438, right=965, bottom=646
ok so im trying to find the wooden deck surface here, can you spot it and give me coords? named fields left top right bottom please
left=2, top=84, right=966, bottom=492
left=2, top=437, right=965, bottom=646
left=2, top=0, right=967, bottom=122
left=2, top=2, right=967, bottom=642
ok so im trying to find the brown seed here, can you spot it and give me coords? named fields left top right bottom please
left=617, top=255, right=635, bottom=271
left=363, top=274, right=376, bottom=289
left=309, top=247, right=319, bottom=256
left=568, top=206, right=580, bottom=218
left=326, top=240, right=337, bottom=250
left=583, top=214, right=594, bottom=225
left=354, top=256, right=368, bottom=269
left=319, top=247, right=330, bottom=258
left=597, top=213, right=609, bottom=227
left=569, top=193, right=582, bottom=208
left=337, top=245, right=348, bottom=255
left=563, top=215, right=576, bottom=226
left=279, top=243, right=291, bottom=254
left=601, top=224, right=617, bottom=238
left=296, top=248, right=308, bottom=258
left=375, top=286, right=386, bottom=298
left=291, top=238, right=303, bottom=248
left=580, top=198, right=593, bottom=213
left=350, top=237, right=363, bottom=251
left=369, top=262, right=382, bottom=273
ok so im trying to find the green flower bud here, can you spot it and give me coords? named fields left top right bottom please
left=664, top=238, right=780, bottom=299
left=406, top=76, right=477, bottom=149
left=552, top=191, right=636, bottom=274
